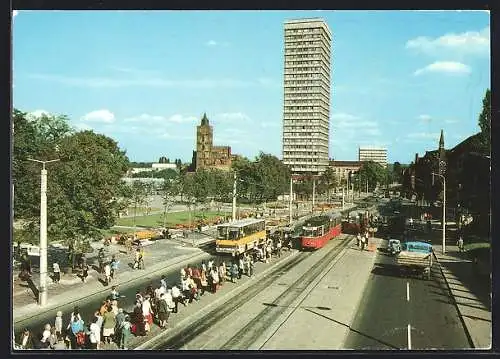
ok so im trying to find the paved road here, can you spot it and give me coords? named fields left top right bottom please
left=343, top=239, right=471, bottom=350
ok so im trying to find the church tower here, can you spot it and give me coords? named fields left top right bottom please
left=196, top=113, right=213, bottom=171
left=438, top=129, right=446, bottom=175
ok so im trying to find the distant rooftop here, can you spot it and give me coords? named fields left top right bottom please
left=285, top=17, right=327, bottom=23
left=359, top=147, right=387, bottom=150
left=284, top=17, right=332, bottom=36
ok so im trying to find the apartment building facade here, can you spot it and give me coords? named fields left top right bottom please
left=358, top=147, right=388, bottom=168
left=282, top=18, right=332, bottom=176
left=329, top=160, right=363, bottom=182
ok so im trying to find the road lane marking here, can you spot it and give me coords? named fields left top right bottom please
left=407, top=324, right=412, bottom=350
left=406, top=281, right=410, bottom=302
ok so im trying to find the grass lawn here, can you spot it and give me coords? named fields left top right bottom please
left=115, top=210, right=228, bottom=228
left=124, top=206, right=162, bottom=215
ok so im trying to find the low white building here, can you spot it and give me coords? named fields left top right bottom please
left=152, top=163, right=177, bottom=171
left=129, top=163, right=178, bottom=175
left=129, top=167, right=152, bottom=175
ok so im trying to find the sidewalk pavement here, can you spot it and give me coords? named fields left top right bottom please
left=433, top=244, right=491, bottom=349
left=13, top=235, right=211, bottom=323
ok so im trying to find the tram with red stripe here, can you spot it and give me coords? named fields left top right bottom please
left=301, top=212, right=343, bottom=250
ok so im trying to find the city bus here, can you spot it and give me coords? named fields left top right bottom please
left=215, top=218, right=267, bottom=256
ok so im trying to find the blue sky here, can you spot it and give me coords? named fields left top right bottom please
left=12, top=10, right=490, bottom=164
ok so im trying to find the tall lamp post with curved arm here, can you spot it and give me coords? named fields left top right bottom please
left=27, top=158, right=60, bottom=307
left=432, top=172, right=446, bottom=254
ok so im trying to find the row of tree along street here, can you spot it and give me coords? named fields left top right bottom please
left=399, top=89, right=490, bottom=237
left=13, top=108, right=396, bottom=271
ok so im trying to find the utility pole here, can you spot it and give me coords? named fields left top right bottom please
left=432, top=173, right=446, bottom=254
left=232, top=171, right=237, bottom=222
left=28, top=158, right=60, bottom=307
left=312, top=178, right=316, bottom=212
left=366, top=179, right=368, bottom=194
left=289, top=176, right=293, bottom=225
left=346, top=176, right=350, bottom=203
left=342, top=187, right=345, bottom=210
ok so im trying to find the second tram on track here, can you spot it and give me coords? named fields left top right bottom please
left=300, top=212, right=343, bottom=250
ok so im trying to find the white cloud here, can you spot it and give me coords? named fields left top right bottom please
left=109, top=66, right=160, bottom=77
left=159, top=132, right=173, bottom=139
left=81, top=109, right=116, bottom=123
left=13, top=10, right=18, bottom=17
left=407, top=132, right=440, bottom=139
left=124, top=113, right=166, bottom=123
left=205, top=40, right=230, bottom=47
left=335, top=120, right=378, bottom=129
left=29, top=73, right=257, bottom=89
left=167, top=114, right=198, bottom=123
left=413, top=61, right=471, bottom=76
left=418, top=114, right=432, bottom=121
left=364, top=128, right=382, bottom=136
left=221, top=128, right=246, bottom=135
left=28, top=109, right=50, bottom=118
left=331, top=112, right=360, bottom=121
left=260, top=121, right=280, bottom=128
left=124, top=113, right=198, bottom=125
left=213, top=112, right=251, bottom=122
left=406, top=27, right=490, bottom=56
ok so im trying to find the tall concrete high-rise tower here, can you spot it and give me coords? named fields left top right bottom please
left=282, top=18, right=332, bottom=175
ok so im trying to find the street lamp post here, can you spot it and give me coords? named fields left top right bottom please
left=289, top=176, right=293, bottom=225
left=346, top=176, right=349, bottom=204
left=432, top=172, right=446, bottom=254
left=312, top=178, right=316, bottom=213
left=342, top=187, right=345, bottom=210
left=28, top=158, right=60, bottom=307
left=232, top=171, right=237, bottom=222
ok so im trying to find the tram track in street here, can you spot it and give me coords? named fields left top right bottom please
left=153, top=235, right=354, bottom=350
left=220, top=235, right=353, bottom=350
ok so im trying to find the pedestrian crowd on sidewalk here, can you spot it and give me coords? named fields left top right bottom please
left=14, top=237, right=289, bottom=351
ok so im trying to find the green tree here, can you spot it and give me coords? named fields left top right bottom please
left=192, top=169, right=215, bottom=220
left=211, top=169, right=233, bottom=213
left=13, top=110, right=132, bottom=267
left=253, top=152, right=291, bottom=204
left=356, top=161, right=386, bottom=192
left=159, top=176, right=180, bottom=228
left=125, top=181, right=149, bottom=227
left=294, top=175, right=315, bottom=201
left=392, top=162, right=402, bottom=183
left=478, top=88, right=491, bottom=153
left=319, top=167, right=338, bottom=201
left=13, top=110, right=73, bottom=221
left=179, top=173, right=196, bottom=228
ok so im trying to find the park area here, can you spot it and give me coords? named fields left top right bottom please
left=114, top=207, right=264, bottom=230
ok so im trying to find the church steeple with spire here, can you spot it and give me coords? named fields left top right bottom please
left=438, top=129, right=446, bottom=175
left=201, top=112, right=209, bottom=126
